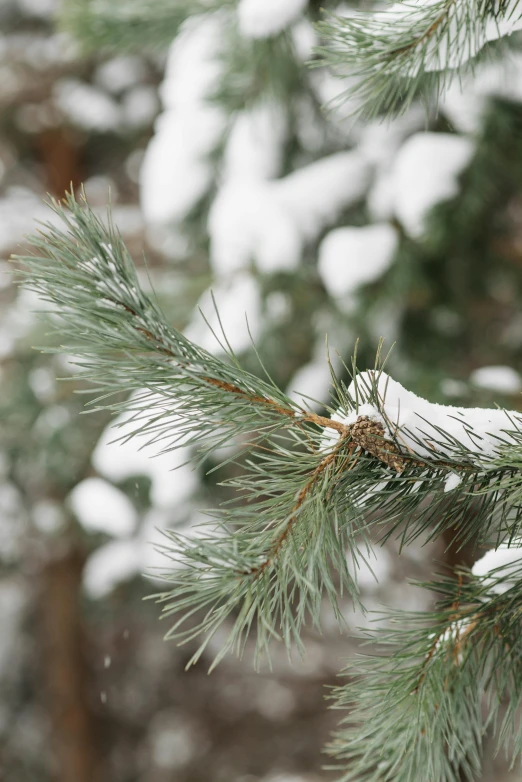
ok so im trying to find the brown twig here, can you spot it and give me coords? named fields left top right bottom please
left=389, top=0, right=458, bottom=59
left=243, top=432, right=355, bottom=578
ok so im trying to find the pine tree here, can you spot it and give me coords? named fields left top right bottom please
left=13, top=0, right=522, bottom=780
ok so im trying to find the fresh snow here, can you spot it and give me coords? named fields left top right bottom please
left=318, top=224, right=398, bottom=300
left=390, top=133, right=474, bottom=237
left=209, top=181, right=304, bottom=274
left=121, top=85, right=159, bottom=130
left=327, top=371, right=521, bottom=462
left=222, top=102, right=286, bottom=182
left=92, top=394, right=199, bottom=508
left=238, top=0, right=308, bottom=39
left=285, top=342, right=342, bottom=410
left=83, top=508, right=216, bottom=597
left=83, top=539, right=143, bottom=599
left=444, top=473, right=462, bottom=493
left=183, top=273, right=262, bottom=354
left=68, top=477, right=137, bottom=537
left=349, top=544, right=392, bottom=594
left=472, top=543, right=522, bottom=594
left=209, top=151, right=371, bottom=275
left=276, top=151, right=371, bottom=241
left=140, top=15, right=226, bottom=226
left=442, top=54, right=522, bottom=134
left=470, top=365, right=522, bottom=394
left=94, top=56, right=148, bottom=94
left=54, top=79, right=121, bottom=132
left=369, top=0, right=522, bottom=73
left=290, top=19, right=317, bottom=60
left=0, top=187, right=60, bottom=256
left=286, top=359, right=333, bottom=410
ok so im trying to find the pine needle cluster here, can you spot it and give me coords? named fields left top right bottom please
left=14, top=194, right=522, bottom=778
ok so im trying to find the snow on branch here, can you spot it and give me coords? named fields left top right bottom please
left=14, top=194, right=522, bottom=668
left=318, top=0, right=522, bottom=119
left=327, top=369, right=522, bottom=466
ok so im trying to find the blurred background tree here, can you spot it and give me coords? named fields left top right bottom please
left=3, top=0, right=522, bottom=780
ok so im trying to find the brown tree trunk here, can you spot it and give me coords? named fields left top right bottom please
left=38, top=128, right=82, bottom=196
left=43, top=546, right=98, bottom=782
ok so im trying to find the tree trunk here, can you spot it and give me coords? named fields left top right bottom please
left=43, top=546, right=98, bottom=782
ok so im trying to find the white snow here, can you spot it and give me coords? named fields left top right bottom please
left=68, top=477, right=137, bottom=537
left=470, top=365, right=522, bottom=395
left=183, top=273, right=262, bottom=354
left=318, top=224, right=398, bottom=299
left=94, top=56, right=148, bottom=94
left=472, top=543, right=522, bottom=594
left=140, top=15, right=226, bottom=225
left=83, top=508, right=217, bottom=597
left=440, top=378, right=468, bottom=398
left=367, top=0, right=522, bottom=74
left=18, top=0, right=57, bottom=18
left=223, top=101, right=286, bottom=182
left=276, top=151, right=371, bottom=241
left=32, top=499, right=66, bottom=535
left=389, top=133, right=474, bottom=237
left=141, top=109, right=224, bottom=227
left=286, top=360, right=333, bottom=410
left=285, top=341, right=342, bottom=409
left=209, top=181, right=303, bottom=274
left=238, top=0, right=308, bottom=39
left=444, top=473, right=462, bottom=493
left=350, top=544, right=392, bottom=593
left=290, top=19, right=318, bottom=60
left=121, top=85, right=159, bottom=129
left=355, top=107, right=427, bottom=168
left=209, top=151, right=371, bottom=275
left=92, top=394, right=199, bottom=508
left=442, top=54, right=522, bottom=134
left=326, top=371, right=522, bottom=463
left=0, top=187, right=61, bottom=256
left=53, top=79, right=122, bottom=132
left=83, top=539, right=143, bottom=599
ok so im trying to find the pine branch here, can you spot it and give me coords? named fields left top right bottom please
left=60, top=0, right=230, bottom=53
left=14, top=194, right=522, bottom=669
left=328, top=563, right=522, bottom=781
left=316, top=0, right=522, bottom=120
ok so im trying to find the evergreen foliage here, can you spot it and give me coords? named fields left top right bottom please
left=14, top=0, right=522, bottom=780
left=15, top=188, right=522, bottom=776
left=318, top=0, right=522, bottom=119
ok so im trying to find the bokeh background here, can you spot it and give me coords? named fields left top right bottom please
left=3, top=0, right=522, bottom=780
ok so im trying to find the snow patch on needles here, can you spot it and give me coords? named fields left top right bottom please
left=472, top=543, right=522, bottom=595
left=390, top=133, right=474, bottom=237
left=140, top=14, right=226, bottom=226
left=369, top=0, right=522, bottom=73
left=92, top=394, right=199, bottom=508
left=327, top=371, right=522, bottom=463
left=184, top=273, right=262, bottom=355
left=444, top=473, right=462, bottom=493
left=54, top=79, right=121, bottom=132
left=68, top=477, right=137, bottom=537
left=209, top=151, right=371, bottom=275
left=470, top=365, right=522, bottom=395
left=318, top=224, right=398, bottom=301
left=84, top=539, right=143, bottom=599
left=442, top=54, right=522, bottom=134
left=238, top=0, right=308, bottom=39
left=223, top=101, right=287, bottom=182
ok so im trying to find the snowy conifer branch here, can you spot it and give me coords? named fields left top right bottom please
left=14, top=195, right=522, bottom=669
left=317, top=0, right=522, bottom=119
left=328, top=559, right=522, bottom=780
left=60, top=0, right=230, bottom=52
